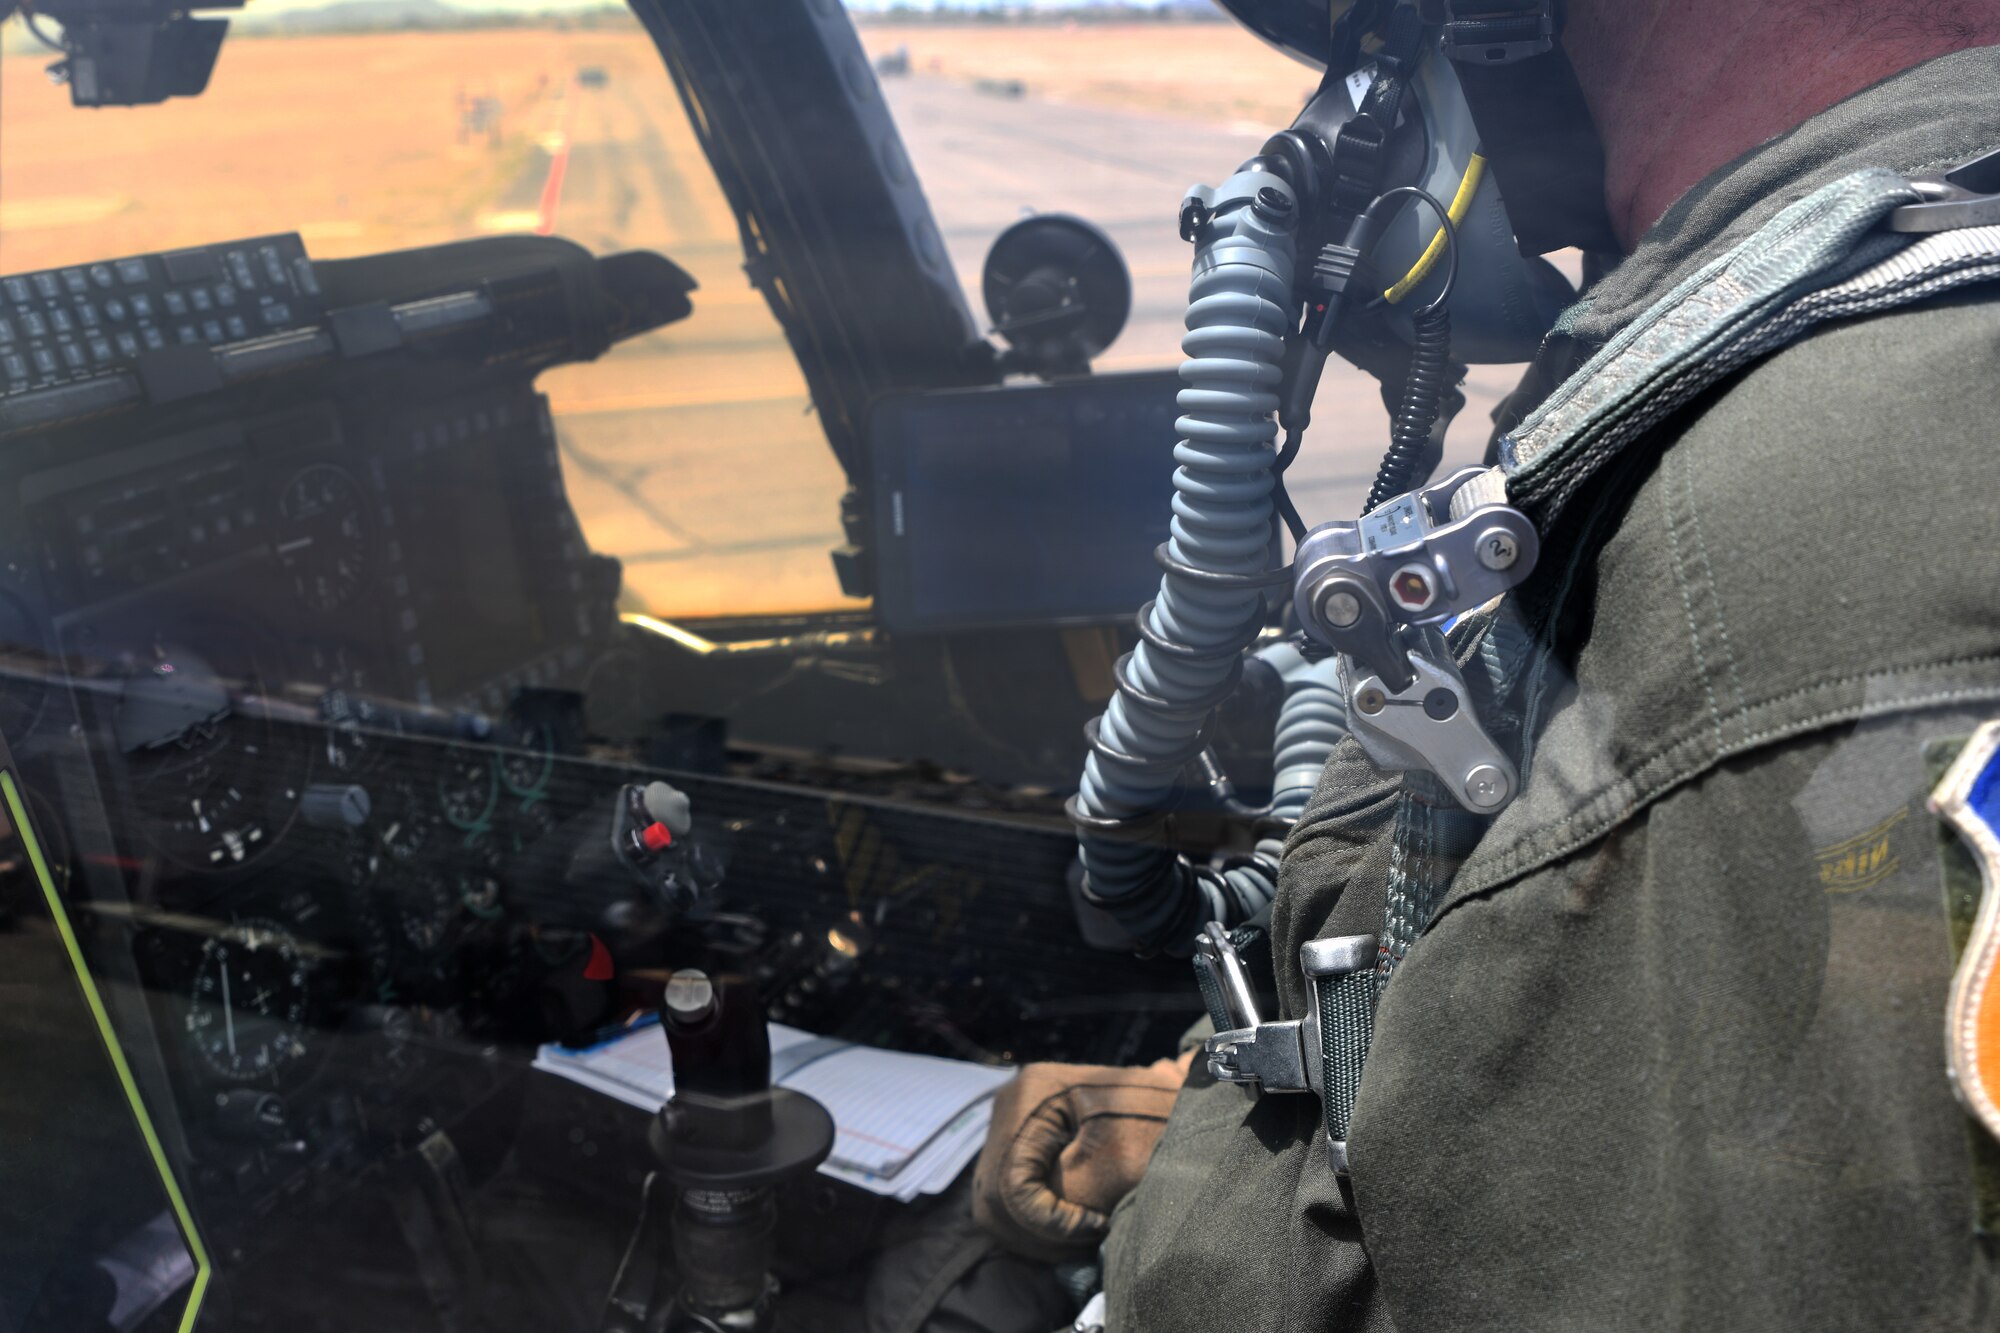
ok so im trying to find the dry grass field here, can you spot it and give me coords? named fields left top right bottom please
left=0, top=31, right=575, bottom=269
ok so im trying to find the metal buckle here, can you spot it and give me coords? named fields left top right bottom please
left=1207, top=1020, right=1311, bottom=1093
left=1200, top=927, right=1380, bottom=1174
left=1888, top=147, right=2000, bottom=234
left=1293, top=466, right=1538, bottom=685
left=1291, top=467, right=1532, bottom=814
left=1196, top=922, right=1312, bottom=1094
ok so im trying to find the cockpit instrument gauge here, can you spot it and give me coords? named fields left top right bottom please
left=187, top=919, right=314, bottom=1081
left=438, top=744, right=499, bottom=830
left=384, top=867, right=457, bottom=952
left=451, top=828, right=505, bottom=921
left=341, top=834, right=383, bottom=891
left=373, top=779, right=445, bottom=865
left=496, top=720, right=555, bottom=799
left=118, top=638, right=303, bottom=872
left=277, top=464, right=369, bottom=613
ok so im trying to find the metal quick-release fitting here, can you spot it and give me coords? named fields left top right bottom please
left=1293, top=466, right=1537, bottom=813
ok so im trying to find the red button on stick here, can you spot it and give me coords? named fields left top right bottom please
left=640, top=821, right=674, bottom=853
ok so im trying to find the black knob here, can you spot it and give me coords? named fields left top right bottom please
left=213, top=1088, right=288, bottom=1143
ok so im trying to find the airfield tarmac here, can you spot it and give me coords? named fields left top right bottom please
left=0, top=23, right=1520, bottom=618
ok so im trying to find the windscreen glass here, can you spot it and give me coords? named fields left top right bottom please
left=0, top=2, right=1982, bottom=1330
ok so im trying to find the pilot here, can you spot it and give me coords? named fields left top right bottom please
left=972, top=2, right=2000, bottom=1329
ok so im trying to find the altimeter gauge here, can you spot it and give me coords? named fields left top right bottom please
left=186, top=919, right=313, bottom=1081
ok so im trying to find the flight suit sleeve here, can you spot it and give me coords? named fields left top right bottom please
left=1346, top=706, right=2000, bottom=1331
left=1100, top=736, right=1403, bottom=1333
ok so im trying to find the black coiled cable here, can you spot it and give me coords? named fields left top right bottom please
left=1365, top=302, right=1452, bottom=512
left=1356, top=185, right=1459, bottom=515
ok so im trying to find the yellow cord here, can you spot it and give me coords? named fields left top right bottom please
left=1383, top=152, right=1486, bottom=304
left=4, top=771, right=212, bottom=1332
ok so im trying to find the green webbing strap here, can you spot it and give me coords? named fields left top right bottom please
left=1315, top=968, right=1376, bottom=1150
left=1193, top=954, right=1232, bottom=1035
left=1502, top=167, right=2000, bottom=529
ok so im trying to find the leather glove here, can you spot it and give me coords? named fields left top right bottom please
left=970, top=1054, right=1191, bottom=1263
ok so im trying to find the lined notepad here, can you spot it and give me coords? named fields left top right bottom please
left=533, top=1020, right=1014, bottom=1201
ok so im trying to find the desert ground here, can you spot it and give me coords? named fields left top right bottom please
left=0, top=19, right=1512, bottom=618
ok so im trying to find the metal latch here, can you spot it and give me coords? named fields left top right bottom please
left=1888, top=147, right=2000, bottom=234
left=1197, top=922, right=1311, bottom=1094
left=1344, top=642, right=1517, bottom=813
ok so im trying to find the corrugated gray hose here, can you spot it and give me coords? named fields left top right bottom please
left=1069, top=170, right=1342, bottom=956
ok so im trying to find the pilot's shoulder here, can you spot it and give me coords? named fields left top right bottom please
left=1672, top=290, right=2000, bottom=529
left=1593, top=290, right=2000, bottom=713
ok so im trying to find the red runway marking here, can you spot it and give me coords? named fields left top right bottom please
left=535, top=83, right=578, bottom=236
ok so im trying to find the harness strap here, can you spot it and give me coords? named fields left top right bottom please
left=1501, top=166, right=2000, bottom=522
left=1311, top=966, right=1375, bottom=1173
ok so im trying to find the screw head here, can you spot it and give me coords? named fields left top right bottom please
left=1388, top=563, right=1438, bottom=613
left=1355, top=686, right=1387, bottom=716
left=1316, top=584, right=1363, bottom=629
left=1463, top=764, right=1510, bottom=810
left=664, top=969, right=715, bottom=1020
left=1477, top=527, right=1520, bottom=572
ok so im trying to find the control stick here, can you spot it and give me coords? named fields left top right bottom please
left=601, top=969, right=833, bottom=1333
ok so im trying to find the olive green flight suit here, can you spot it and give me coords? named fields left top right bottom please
left=1105, top=44, right=2000, bottom=1332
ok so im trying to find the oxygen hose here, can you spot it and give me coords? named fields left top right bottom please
left=1069, top=169, right=1336, bottom=956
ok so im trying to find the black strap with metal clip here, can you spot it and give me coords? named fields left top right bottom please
left=1196, top=923, right=1379, bottom=1174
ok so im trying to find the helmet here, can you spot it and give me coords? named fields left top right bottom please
left=1206, top=0, right=1619, bottom=361
left=1216, top=0, right=1619, bottom=257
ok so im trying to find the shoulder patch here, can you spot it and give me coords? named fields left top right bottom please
left=1927, top=724, right=2000, bottom=1154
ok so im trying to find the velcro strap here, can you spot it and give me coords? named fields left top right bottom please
left=1451, top=14, right=1549, bottom=40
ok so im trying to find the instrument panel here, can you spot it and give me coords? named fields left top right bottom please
left=0, top=232, right=651, bottom=1285
left=2, top=230, right=1196, bottom=1322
